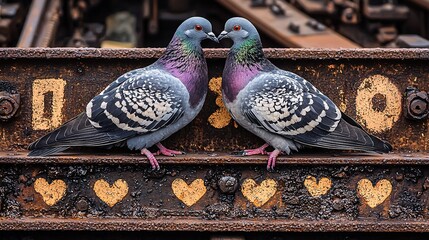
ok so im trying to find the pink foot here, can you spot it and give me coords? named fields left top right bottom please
left=155, top=143, right=185, bottom=156
left=233, top=143, right=270, bottom=156
left=267, top=149, right=281, bottom=170
left=141, top=148, right=160, bottom=170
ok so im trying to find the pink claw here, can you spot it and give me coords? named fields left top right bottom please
left=267, top=149, right=281, bottom=170
left=155, top=143, right=185, bottom=156
left=141, top=148, right=160, bottom=170
left=240, top=143, right=270, bottom=156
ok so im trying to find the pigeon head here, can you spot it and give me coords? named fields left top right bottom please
left=218, top=17, right=261, bottom=45
left=175, top=17, right=218, bottom=44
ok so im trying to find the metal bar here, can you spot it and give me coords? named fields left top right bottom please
left=0, top=152, right=428, bottom=165
left=1, top=218, right=429, bottom=232
left=16, top=0, right=61, bottom=47
left=0, top=48, right=429, bottom=59
left=16, top=0, right=47, bottom=47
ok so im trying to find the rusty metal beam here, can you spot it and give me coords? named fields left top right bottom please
left=0, top=48, right=428, bottom=152
left=0, top=152, right=428, bottom=165
left=0, top=48, right=429, bottom=232
left=0, top=218, right=429, bottom=232
left=1, top=48, right=429, bottom=59
left=0, top=160, right=428, bottom=231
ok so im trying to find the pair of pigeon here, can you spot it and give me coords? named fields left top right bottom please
left=28, top=17, right=392, bottom=169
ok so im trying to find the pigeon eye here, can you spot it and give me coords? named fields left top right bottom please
left=233, top=25, right=241, bottom=31
left=194, top=25, right=203, bottom=31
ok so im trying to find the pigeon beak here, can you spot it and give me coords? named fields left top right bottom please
left=206, top=32, right=219, bottom=43
left=218, top=31, right=229, bottom=41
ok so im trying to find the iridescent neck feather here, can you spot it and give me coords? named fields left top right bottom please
left=157, top=35, right=207, bottom=107
left=223, top=38, right=273, bottom=102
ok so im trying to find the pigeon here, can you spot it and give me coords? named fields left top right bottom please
left=28, top=17, right=218, bottom=169
left=218, top=17, right=392, bottom=169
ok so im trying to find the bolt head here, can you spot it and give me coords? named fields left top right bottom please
left=218, top=176, right=238, bottom=194
left=0, top=99, right=14, bottom=116
left=410, top=99, right=427, bottom=115
left=76, top=198, right=89, bottom=211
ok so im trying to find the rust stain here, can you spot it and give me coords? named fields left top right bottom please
left=32, top=78, right=66, bottom=130
left=93, top=179, right=128, bottom=207
left=33, top=178, right=67, bottom=206
left=304, top=176, right=332, bottom=197
left=355, top=75, right=401, bottom=133
left=172, top=178, right=206, bottom=207
left=338, top=89, right=347, bottom=112
left=208, top=77, right=232, bottom=129
left=357, top=179, right=392, bottom=208
left=241, top=179, right=277, bottom=207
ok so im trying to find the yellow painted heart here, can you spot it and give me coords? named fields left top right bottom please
left=241, top=179, right=277, bottom=207
left=34, top=178, right=67, bottom=206
left=357, top=179, right=392, bottom=208
left=93, top=179, right=128, bottom=207
left=172, top=178, right=206, bottom=207
left=304, top=176, right=332, bottom=197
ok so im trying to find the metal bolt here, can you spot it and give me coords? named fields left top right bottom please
left=405, top=87, right=429, bottom=120
left=410, top=99, right=427, bottom=115
left=75, top=198, right=89, bottom=212
left=288, top=22, right=300, bottom=34
left=218, top=176, right=238, bottom=194
left=0, top=91, right=20, bottom=121
left=332, top=198, right=344, bottom=211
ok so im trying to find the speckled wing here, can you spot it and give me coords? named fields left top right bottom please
left=241, top=71, right=341, bottom=141
left=87, top=68, right=186, bottom=136
left=28, top=68, right=186, bottom=154
left=241, top=71, right=391, bottom=152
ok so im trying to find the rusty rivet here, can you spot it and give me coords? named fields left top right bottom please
left=0, top=91, right=20, bottom=121
left=405, top=87, right=429, bottom=120
left=76, top=198, right=89, bottom=212
left=332, top=198, right=344, bottom=211
left=218, top=176, right=238, bottom=194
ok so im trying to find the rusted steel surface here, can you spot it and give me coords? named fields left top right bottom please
left=0, top=48, right=428, bottom=152
left=0, top=161, right=428, bottom=231
left=0, top=152, right=428, bottom=165
left=0, top=232, right=428, bottom=240
left=0, top=48, right=429, bottom=232
left=1, top=48, right=429, bottom=59
left=1, top=219, right=429, bottom=232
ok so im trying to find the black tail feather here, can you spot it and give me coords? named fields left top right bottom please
left=28, top=147, right=70, bottom=157
left=28, top=112, right=132, bottom=156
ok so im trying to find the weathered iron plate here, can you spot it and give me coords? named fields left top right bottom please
left=0, top=48, right=429, bottom=232
left=0, top=159, right=428, bottom=231
left=0, top=48, right=428, bottom=152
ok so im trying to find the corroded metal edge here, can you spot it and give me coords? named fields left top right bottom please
left=1, top=48, right=429, bottom=59
left=0, top=218, right=428, bottom=232
left=1, top=152, right=429, bottom=165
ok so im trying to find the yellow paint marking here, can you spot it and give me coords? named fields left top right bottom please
left=32, top=78, right=67, bottom=130
left=208, top=77, right=233, bottom=129
left=355, top=75, right=401, bottom=133
left=172, top=178, right=206, bottom=207
left=304, top=176, right=332, bottom=197
left=338, top=89, right=347, bottom=112
left=241, top=179, right=277, bottom=207
left=93, top=179, right=128, bottom=207
left=34, top=178, right=67, bottom=206
left=357, top=179, right=392, bottom=208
